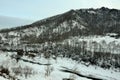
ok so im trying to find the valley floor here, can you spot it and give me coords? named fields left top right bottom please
left=0, top=51, right=120, bottom=80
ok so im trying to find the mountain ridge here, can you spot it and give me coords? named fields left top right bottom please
left=0, top=7, right=120, bottom=43
left=0, top=7, right=120, bottom=35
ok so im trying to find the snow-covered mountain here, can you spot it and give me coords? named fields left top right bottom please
left=0, top=7, right=120, bottom=42
left=0, top=7, right=120, bottom=53
left=0, top=15, right=33, bottom=29
left=0, top=7, right=120, bottom=80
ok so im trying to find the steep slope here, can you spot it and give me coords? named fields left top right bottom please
left=0, top=9, right=88, bottom=43
left=76, top=7, right=120, bottom=35
left=0, top=7, right=120, bottom=43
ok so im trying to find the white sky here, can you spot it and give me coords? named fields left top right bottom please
left=0, top=0, right=120, bottom=21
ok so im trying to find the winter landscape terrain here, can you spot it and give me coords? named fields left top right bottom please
left=0, top=7, right=120, bottom=80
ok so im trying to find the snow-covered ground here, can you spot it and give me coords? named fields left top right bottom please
left=0, top=51, right=120, bottom=80
left=62, top=35, right=120, bottom=54
left=63, top=35, right=120, bottom=45
left=0, top=77, right=7, bottom=80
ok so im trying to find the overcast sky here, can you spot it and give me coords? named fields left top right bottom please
left=0, top=0, right=120, bottom=21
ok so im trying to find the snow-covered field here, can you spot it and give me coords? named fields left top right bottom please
left=62, top=35, right=120, bottom=54
left=0, top=51, right=120, bottom=80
